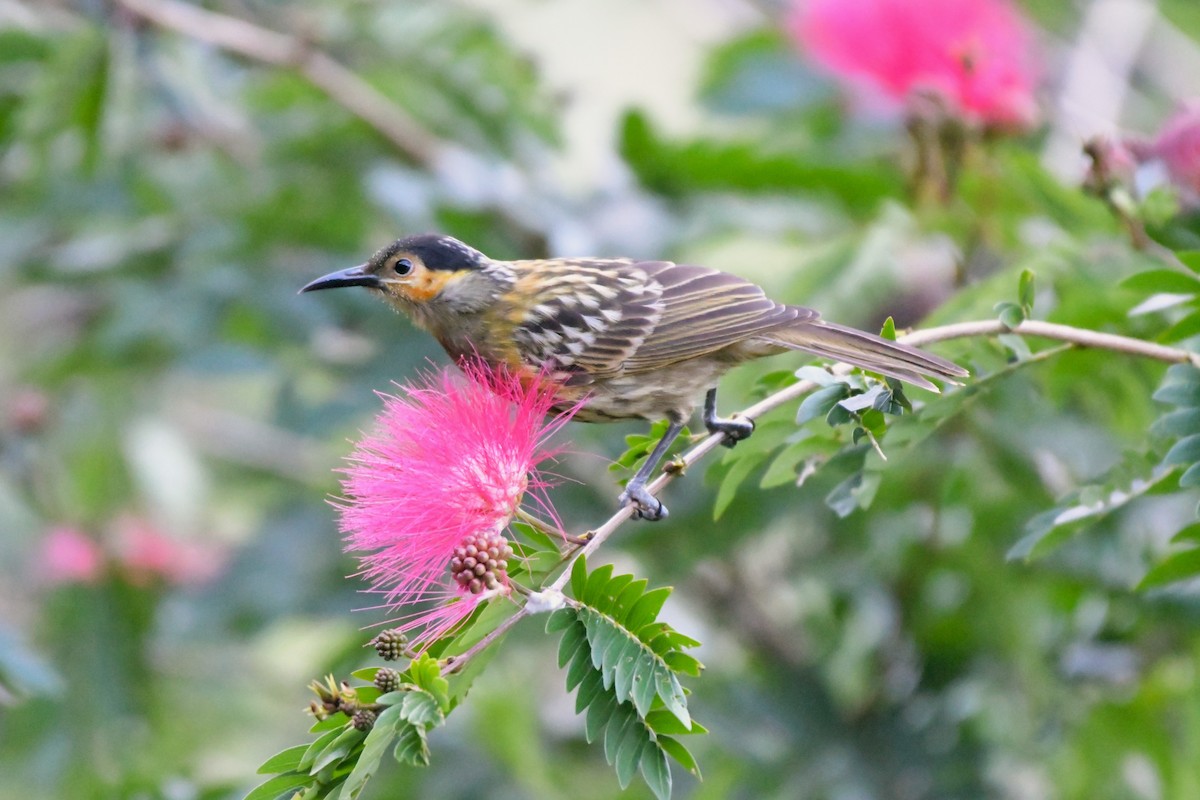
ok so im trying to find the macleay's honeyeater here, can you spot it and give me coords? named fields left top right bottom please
left=303, top=234, right=967, bottom=520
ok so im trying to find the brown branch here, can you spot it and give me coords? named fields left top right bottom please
left=444, top=318, right=1200, bottom=673
left=901, top=319, right=1200, bottom=366
left=115, top=0, right=443, bottom=166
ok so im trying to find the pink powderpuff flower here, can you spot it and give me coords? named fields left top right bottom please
left=1145, top=106, right=1200, bottom=203
left=338, top=360, right=574, bottom=649
left=39, top=525, right=104, bottom=586
left=114, top=515, right=226, bottom=587
left=789, top=0, right=1040, bottom=129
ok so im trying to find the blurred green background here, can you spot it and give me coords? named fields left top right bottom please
left=5, top=1, right=1200, bottom=798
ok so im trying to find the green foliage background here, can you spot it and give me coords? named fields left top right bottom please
left=5, top=1, right=1200, bottom=798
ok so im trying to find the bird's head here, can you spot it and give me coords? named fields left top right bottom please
left=301, top=234, right=501, bottom=319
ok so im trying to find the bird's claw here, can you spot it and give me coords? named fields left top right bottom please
left=618, top=483, right=669, bottom=522
left=707, top=414, right=755, bottom=448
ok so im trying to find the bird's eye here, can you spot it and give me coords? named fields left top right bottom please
left=394, top=258, right=413, bottom=276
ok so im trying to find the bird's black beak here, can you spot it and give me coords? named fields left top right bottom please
left=300, top=264, right=383, bottom=293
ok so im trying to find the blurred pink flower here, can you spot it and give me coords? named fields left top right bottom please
left=790, top=0, right=1040, bottom=128
left=338, top=361, right=573, bottom=648
left=114, top=515, right=225, bottom=586
left=1146, top=106, right=1200, bottom=200
left=40, top=526, right=104, bottom=585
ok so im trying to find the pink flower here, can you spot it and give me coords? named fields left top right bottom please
left=114, top=515, right=225, bottom=586
left=1146, top=106, right=1200, bottom=201
left=338, top=361, right=573, bottom=648
left=40, top=525, right=104, bottom=585
left=789, top=0, right=1040, bottom=128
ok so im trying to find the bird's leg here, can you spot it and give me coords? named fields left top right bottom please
left=703, top=387, right=754, bottom=448
left=617, top=418, right=685, bottom=522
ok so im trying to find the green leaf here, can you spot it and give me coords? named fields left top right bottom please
left=879, top=316, right=897, bottom=341
left=614, top=718, right=647, bottom=788
left=241, top=772, right=313, bottom=800
left=545, top=607, right=576, bottom=633
left=1018, top=269, right=1036, bottom=313
left=1180, top=462, right=1200, bottom=488
left=299, top=727, right=345, bottom=772
left=838, top=386, right=883, bottom=413
left=309, top=712, right=350, bottom=733
left=1175, top=251, right=1200, bottom=272
left=619, top=109, right=897, bottom=211
left=612, top=637, right=641, bottom=702
left=575, top=653, right=605, bottom=711
left=663, top=651, right=703, bottom=677
left=256, top=744, right=310, bottom=775
left=311, top=727, right=365, bottom=773
left=354, top=687, right=382, bottom=706
left=555, top=564, right=704, bottom=796
left=393, top=722, right=430, bottom=767
left=630, top=658, right=659, bottom=717
left=625, top=588, right=672, bottom=633
left=795, top=365, right=839, bottom=386
left=640, top=744, right=673, bottom=800
left=1163, top=433, right=1200, bottom=465
left=1120, top=269, right=1200, bottom=295
left=995, top=301, right=1025, bottom=330
left=585, top=691, right=617, bottom=743
left=571, top=555, right=588, bottom=599
left=825, top=469, right=880, bottom=517
left=1008, top=469, right=1180, bottom=561
left=406, top=655, right=451, bottom=711
left=1160, top=309, right=1200, bottom=342
left=646, top=709, right=701, bottom=735
left=760, top=435, right=825, bottom=489
left=997, top=333, right=1033, bottom=361
left=658, top=735, right=701, bottom=776
left=713, top=448, right=767, bottom=519
left=614, top=578, right=651, bottom=618
left=567, top=633, right=595, bottom=693
left=1154, top=382, right=1200, bottom=407
left=796, top=383, right=850, bottom=426
left=1151, top=408, right=1200, bottom=438
left=584, top=563, right=616, bottom=606
left=826, top=402, right=854, bottom=426
left=1138, top=548, right=1200, bottom=589
left=337, top=705, right=403, bottom=800
left=400, top=689, right=445, bottom=728
left=1165, top=363, right=1200, bottom=386
left=558, top=615, right=587, bottom=669
left=603, top=706, right=635, bottom=764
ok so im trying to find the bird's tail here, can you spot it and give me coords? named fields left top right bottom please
left=763, top=320, right=968, bottom=392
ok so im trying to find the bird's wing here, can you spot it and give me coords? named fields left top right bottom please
left=506, top=259, right=809, bottom=381
left=617, top=261, right=811, bottom=374
left=506, top=259, right=664, bottom=382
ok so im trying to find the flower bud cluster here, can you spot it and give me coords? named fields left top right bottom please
left=449, top=531, right=513, bottom=595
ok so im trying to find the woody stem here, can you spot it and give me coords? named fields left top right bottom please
left=451, top=318, right=1200, bottom=672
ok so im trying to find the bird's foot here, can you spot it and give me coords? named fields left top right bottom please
left=618, top=481, right=669, bottom=522
left=706, top=414, right=755, bottom=449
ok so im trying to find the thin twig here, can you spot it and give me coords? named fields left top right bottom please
left=515, top=507, right=589, bottom=545
left=902, top=319, right=1200, bottom=366
left=443, top=610, right=524, bottom=675
left=117, top=0, right=552, bottom=256
left=445, top=317, right=1199, bottom=673
left=115, top=0, right=442, bottom=165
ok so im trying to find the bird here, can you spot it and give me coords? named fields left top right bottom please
left=302, top=233, right=967, bottom=521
